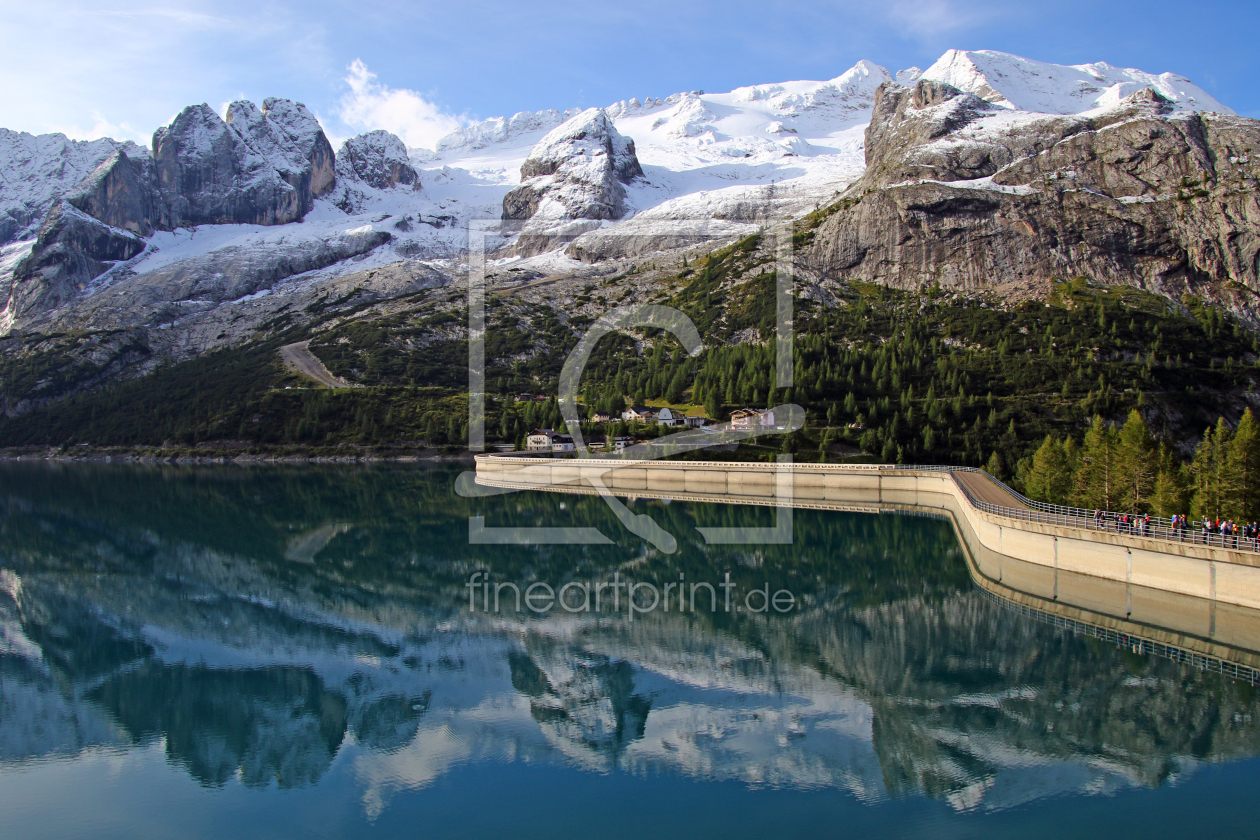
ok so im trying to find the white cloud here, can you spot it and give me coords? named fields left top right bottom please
left=337, top=59, right=465, bottom=151
left=55, top=111, right=151, bottom=146
left=883, top=0, right=1002, bottom=39
left=217, top=95, right=248, bottom=121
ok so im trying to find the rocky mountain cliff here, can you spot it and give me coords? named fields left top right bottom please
left=0, top=99, right=417, bottom=333
left=331, top=129, right=420, bottom=213
left=801, top=78, right=1260, bottom=311
left=502, top=107, right=644, bottom=255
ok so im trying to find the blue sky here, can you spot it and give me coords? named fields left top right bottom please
left=2, top=0, right=1257, bottom=149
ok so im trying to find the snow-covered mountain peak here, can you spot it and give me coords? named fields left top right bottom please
left=652, top=92, right=716, bottom=138
left=502, top=107, right=644, bottom=247
left=224, top=97, right=335, bottom=192
left=0, top=47, right=1248, bottom=339
left=896, top=67, right=924, bottom=86
left=337, top=130, right=418, bottom=191
left=709, top=60, right=893, bottom=121
left=525, top=108, right=641, bottom=177
left=435, top=107, right=583, bottom=156
left=604, top=96, right=668, bottom=120
left=921, top=49, right=1234, bottom=116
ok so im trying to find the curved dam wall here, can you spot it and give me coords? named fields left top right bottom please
left=474, top=455, right=1260, bottom=614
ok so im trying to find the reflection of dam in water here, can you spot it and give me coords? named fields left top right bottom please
left=474, top=456, right=1260, bottom=684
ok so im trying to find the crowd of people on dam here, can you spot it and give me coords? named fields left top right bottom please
left=1090, top=509, right=1260, bottom=549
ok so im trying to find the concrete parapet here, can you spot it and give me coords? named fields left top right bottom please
left=473, top=455, right=1260, bottom=610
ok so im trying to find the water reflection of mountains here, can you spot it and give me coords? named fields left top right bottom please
left=1, top=463, right=1257, bottom=814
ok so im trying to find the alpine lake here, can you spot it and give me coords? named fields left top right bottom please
left=1, top=461, right=1258, bottom=840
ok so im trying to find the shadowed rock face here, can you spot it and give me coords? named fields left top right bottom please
left=5, top=99, right=342, bottom=323
left=805, top=80, right=1260, bottom=314
left=9, top=202, right=146, bottom=317
left=88, top=663, right=348, bottom=789
left=155, top=99, right=335, bottom=228
left=66, top=150, right=161, bottom=237
left=0, top=130, right=147, bottom=248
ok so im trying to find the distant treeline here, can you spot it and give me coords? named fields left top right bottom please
left=3, top=236, right=1260, bottom=480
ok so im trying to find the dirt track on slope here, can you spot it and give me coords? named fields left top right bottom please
left=279, top=341, right=355, bottom=389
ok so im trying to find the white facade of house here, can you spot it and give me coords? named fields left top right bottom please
left=730, top=408, right=775, bottom=430
left=656, top=407, right=678, bottom=427
left=526, top=430, right=555, bottom=451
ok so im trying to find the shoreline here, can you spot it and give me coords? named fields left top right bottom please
left=0, top=446, right=478, bottom=465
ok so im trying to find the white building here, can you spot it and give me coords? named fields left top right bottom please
left=526, top=429, right=556, bottom=451
left=730, top=408, right=775, bottom=430
left=621, top=406, right=656, bottom=422
left=656, top=407, right=679, bottom=427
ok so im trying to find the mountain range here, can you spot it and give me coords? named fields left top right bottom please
left=0, top=48, right=1256, bottom=449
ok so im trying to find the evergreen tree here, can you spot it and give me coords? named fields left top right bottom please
left=704, top=389, right=722, bottom=420
left=1115, top=409, right=1157, bottom=512
left=1073, top=416, right=1120, bottom=509
left=1150, top=442, right=1189, bottom=516
left=1225, top=408, right=1260, bottom=521
left=666, top=369, right=687, bottom=405
left=1190, top=419, right=1232, bottom=519
left=1025, top=435, right=1072, bottom=503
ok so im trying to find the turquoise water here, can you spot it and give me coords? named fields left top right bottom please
left=0, top=463, right=1257, bottom=839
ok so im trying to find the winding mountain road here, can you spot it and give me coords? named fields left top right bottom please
left=279, top=341, right=355, bottom=389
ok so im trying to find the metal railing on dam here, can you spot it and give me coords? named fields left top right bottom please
left=894, top=463, right=1260, bottom=555
left=485, top=454, right=1260, bottom=555
left=976, top=586, right=1260, bottom=685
